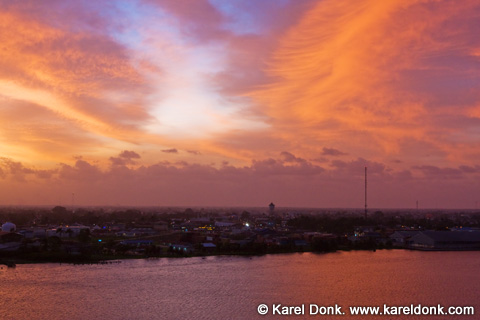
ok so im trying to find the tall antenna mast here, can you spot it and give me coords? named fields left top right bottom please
left=364, top=166, right=367, bottom=219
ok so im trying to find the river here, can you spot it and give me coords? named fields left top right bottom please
left=1, top=250, right=479, bottom=319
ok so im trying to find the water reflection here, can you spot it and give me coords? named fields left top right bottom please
left=1, top=250, right=479, bottom=319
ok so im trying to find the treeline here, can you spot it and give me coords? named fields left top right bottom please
left=287, top=211, right=480, bottom=233
left=0, top=207, right=163, bottom=226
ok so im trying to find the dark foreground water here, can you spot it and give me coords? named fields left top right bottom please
left=1, top=250, right=479, bottom=319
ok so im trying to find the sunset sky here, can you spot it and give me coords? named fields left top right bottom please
left=1, top=0, right=479, bottom=208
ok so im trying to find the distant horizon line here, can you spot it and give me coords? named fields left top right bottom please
left=0, top=204, right=478, bottom=212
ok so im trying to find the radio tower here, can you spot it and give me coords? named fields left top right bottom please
left=364, top=166, right=367, bottom=220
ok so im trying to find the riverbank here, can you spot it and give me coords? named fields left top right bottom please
left=0, top=245, right=384, bottom=265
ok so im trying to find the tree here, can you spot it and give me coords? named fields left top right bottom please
left=52, top=206, right=67, bottom=215
left=241, top=211, right=251, bottom=221
left=50, top=206, right=68, bottom=224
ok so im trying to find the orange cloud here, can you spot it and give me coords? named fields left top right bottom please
left=0, top=9, right=158, bottom=165
left=250, top=0, right=480, bottom=167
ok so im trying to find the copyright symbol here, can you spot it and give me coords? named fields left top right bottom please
left=257, top=304, right=268, bottom=315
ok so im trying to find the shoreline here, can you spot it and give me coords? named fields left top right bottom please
left=4, top=246, right=480, bottom=266
left=0, top=247, right=372, bottom=266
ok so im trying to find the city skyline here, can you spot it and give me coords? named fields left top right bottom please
left=1, top=0, right=479, bottom=208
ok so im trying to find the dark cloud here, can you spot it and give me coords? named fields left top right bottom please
left=321, top=147, right=347, bottom=156
left=311, top=157, right=329, bottom=163
left=162, top=148, right=178, bottom=154
left=0, top=158, right=34, bottom=175
left=35, top=169, right=57, bottom=179
left=110, top=150, right=141, bottom=166
left=119, top=150, right=141, bottom=159
left=280, top=151, right=296, bottom=162
left=459, top=165, right=479, bottom=173
left=2, top=153, right=480, bottom=207
left=279, top=151, right=308, bottom=164
left=394, top=170, right=413, bottom=180
left=252, top=155, right=324, bottom=176
left=0, top=157, right=56, bottom=181
left=59, top=160, right=102, bottom=181
left=109, top=157, right=127, bottom=166
left=412, top=165, right=464, bottom=178
left=330, top=160, right=348, bottom=169
left=330, top=158, right=387, bottom=178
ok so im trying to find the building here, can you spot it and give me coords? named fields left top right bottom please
left=201, top=242, right=216, bottom=252
left=0, top=231, right=23, bottom=251
left=46, top=225, right=90, bottom=238
left=389, top=231, right=421, bottom=247
left=120, top=239, right=154, bottom=246
left=410, top=231, right=480, bottom=250
left=153, top=221, right=169, bottom=232
left=1, top=222, right=16, bottom=232
left=171, top=244, right=194, bottom=254
left=269, top=202, right=275, bottom=212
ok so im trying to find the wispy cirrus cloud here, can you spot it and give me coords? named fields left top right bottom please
left=250, top=0, right=480, bottom=169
